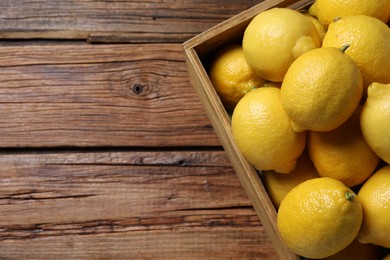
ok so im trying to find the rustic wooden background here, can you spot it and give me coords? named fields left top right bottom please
left=0, top=0, right=279, bottom=259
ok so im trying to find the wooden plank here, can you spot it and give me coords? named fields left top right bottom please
left=0, top=42, right=220, bottom=148
left=0, top=150, right=243, bottom=225
left=0, top=229, right=278, bottom=259
left=0, top=0, right=262, bottom=43
left=0, top=150, right=278, bottom=259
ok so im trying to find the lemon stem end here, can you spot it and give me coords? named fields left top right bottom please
left=340, top=44, right=350, bottom=53
left=345, top=191, right=354, bottom=201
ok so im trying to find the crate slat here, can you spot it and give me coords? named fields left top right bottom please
left=183, top=0, right=315, bottom=259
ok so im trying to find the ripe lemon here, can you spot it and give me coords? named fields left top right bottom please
left=321, top=239, right=382, bottom=260
left=280, top=46, right=363, bottom=132
left=308, top=0, right=390, bottom=26
left=322, top=15, right=390, bottom=93
left=231, top=87, right=306, bottom=173
left=360, top=83, right=390, bottom=164
left=305, top=13, right=327, bottom=42
left=262, top=149, right=318, bottom=209
left=357, top=165, right=390, bottom=248
left=208, top=44, right=265, bottom=110
left=308, top=106, right=380, bottom=187
left=277, top=177, right=363, bottom=259
left=242, top=8, right=321, bottom=82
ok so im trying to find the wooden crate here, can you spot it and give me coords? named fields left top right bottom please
left=183, top=0, right=314, bottom=259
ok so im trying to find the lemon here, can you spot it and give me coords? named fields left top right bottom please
left=360, top=83, right=390, bottom=164
left=280, top=46, right=363, bottom=132
left=242, top=8, right=321, bottom=82
left=262, top=149, right=318, bottom=209
left=322, top=15, right=390, bottom=93
left=308, top=106, right=380, bottom=187
left=231, top=87, right=306, bottom=173
left=305, top=13, right=327, bottom=42
left=208, top=44, right=265, bottom=110
left=384, top=253, right=390, bottom=260
left=277, top=177, right=363, bottom=259
left=320, top=239, right=382, bottom=260
left=357, top=165, right=390, bottom=248
left=308, top=0, right=390, bottom=26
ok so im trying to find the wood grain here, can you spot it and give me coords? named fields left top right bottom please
left=0, top=150, right=278, bottom=259
left=0, top=229, right=278, bottom=259
left=0, top=1, right=283, bottom=258
left=0, top=150, right=239, bottom=225
left=0, top=42, right=220, bottom=148
left=0, top=0, right=261, bottom=43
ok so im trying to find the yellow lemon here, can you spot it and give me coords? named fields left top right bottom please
left=357, top=165, right=390, bottom=248
left=208, top=44, right=265, bottom=110
left=277, top=177, right=363, bottom=259
left=231, top=87, right=306, bottom=173
left=360, top=83, right=390, bottom=164
left=308, top=106, right=380, bottom=187
left=320, top=239, right=383, bottom=260
left=308, top=0, right=390, bottom=26
left=305, top=13, right=327, bottom=42
left=262, top=149, right=318, bottom=209
left=322, top=15, right=390, bottom=93
left=280, top=46, right=363, bottom=132
left=242, top=8, right=321, bottom=82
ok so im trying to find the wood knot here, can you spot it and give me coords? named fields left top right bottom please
left=132, top=84, right=145, bottom=95
left=178, top=159, right=186, bottom=166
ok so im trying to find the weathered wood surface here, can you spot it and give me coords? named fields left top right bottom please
left=0, top=0, right=279, bottom=259
left=0, top=0, right=258, bottom=43
left=0, top=43, right=219, bottom=148
left=0, top=151, right=278, bottom=259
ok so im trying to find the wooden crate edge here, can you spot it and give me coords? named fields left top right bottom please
left=183, top=47, right=300, bottom=260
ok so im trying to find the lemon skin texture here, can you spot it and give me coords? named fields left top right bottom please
left=231, top=87, right=306, bottom=173
left=242, top=8, right=321, bottom=82
left=263, top=149, right=318, bottom=209
left=209, top=44, right=265, bottom=110
left=360, top=83, right=390, bottom=164
left=281, top=47, right=363, bottom=132
left=277, top=177, right=363, bottom=259
left=308, top=106, right=380, bottom=187
left=309, top=0, right=390, bottom=26
left=305, top=13, right=327, bottom=42
left=322, top=15, right=390, bottom=93
left=357, top=165, right=390, bottom=248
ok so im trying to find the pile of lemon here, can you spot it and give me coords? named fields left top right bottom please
left=208, top=0, right=390, bottom=259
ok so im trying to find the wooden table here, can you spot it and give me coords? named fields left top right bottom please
left=0, top=1, right=278, bottom=259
